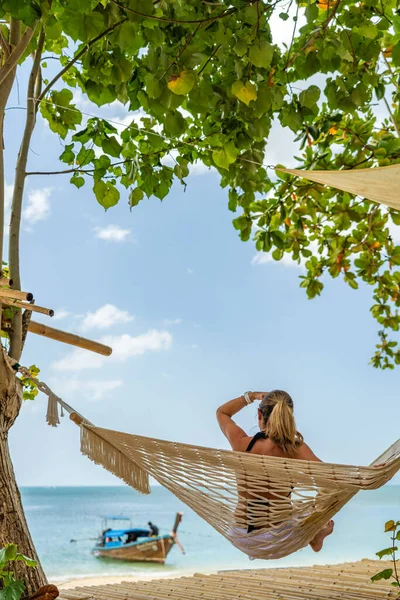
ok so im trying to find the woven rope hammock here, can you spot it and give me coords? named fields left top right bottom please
left=77, top=423, right=400, bottom=560
left=281, top=164, right=400, bottom=210
left=10, top=363, right=400, bottom=561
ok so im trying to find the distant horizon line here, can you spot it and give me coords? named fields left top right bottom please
left=20, top=482, right=399, bottom=488
left=20, top=483, right=163, bottom=488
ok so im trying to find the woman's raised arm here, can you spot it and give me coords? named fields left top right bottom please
left=216, top=392, right=265, bottom=450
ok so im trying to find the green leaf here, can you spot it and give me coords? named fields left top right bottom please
left=234, top=39, right=247, bottom=57
left=228, top=189, right=238, bottom=212
left=279, top=12, right=289, bottom=21
left=0, top=545, right=17, bottom=570
left=385, top=520, right=396, bottom=532
left=101, top=137, right=122, bottom=158
left=145, top=73, right=162, bottom=99
left=168, top=70, right=195, bottom=96
left=62, top=10, right=105, bottom=42
left=376, top=547, right=397, bottom=559
left=0, top=579, right=25, bottom=600
left=299, top=85, right=320, bottom=109
left=280, top=105, right=302, bottom=132
left=164, top=112, right=186, bottom=137
left=390, top=211, right=400, bottom=226
left=249, top=42, right=274, bottom=68
left=232, top=81, right=257, bottom=106
left=355, top=23, right=379, bottom=39
left=390, top=248, right=400, bottom=266
left=371, top=569, right=393, bottom=582
left=243, top=5, right=257, bottom=25
left=60, top=144, right=75, bottom=164
left=129, top=187, right=144, bottom=208
left=392, top=42, right=400, bottom=67
left=15, top=554, right=36, bottom=568
left=70, top=174, right=85, bottom=189
left=93, top=181, right=120, bottom=210
left=305, top=2, right=318, bottom=23
left=212, top=142, right=238, bottom=170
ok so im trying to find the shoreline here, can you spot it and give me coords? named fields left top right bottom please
left=56, top=568, right=210, bottom=590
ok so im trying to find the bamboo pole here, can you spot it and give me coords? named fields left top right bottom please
left=0, top=288, right=33, bottom=301
left=70, top=412, right=84, bottom=426
left=28, top=320, right=112, bottom=356
left=0, top=274, right=12, bottom=285
left=0, top=297, right=53, bottom=316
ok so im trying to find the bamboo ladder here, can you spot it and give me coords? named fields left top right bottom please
left=0, top=276, right=112, bottom=356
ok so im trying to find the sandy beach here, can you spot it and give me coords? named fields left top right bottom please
left=57, top=570, right=207, bottom=590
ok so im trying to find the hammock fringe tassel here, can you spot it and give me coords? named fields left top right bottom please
left=81, top=425, right=150, bottom=495
left=46, top=393, right=60, bottom=427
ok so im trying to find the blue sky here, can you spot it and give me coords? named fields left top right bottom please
left=4, top=62, right=400, bottom=488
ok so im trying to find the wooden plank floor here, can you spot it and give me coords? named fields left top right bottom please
left=60, top=559, right=396, bottom=600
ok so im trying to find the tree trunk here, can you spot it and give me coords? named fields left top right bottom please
left=0, top=350, right=47, bottom=595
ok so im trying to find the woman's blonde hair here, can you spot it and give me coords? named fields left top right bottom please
left=259, top=390, right=303, bottom=456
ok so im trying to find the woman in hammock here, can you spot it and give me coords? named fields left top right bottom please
left=216, top=390, right=334, bottom=559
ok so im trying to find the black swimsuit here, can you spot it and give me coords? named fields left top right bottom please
left=246, top=431, right=268, bottom=452
left=245, top=432, right=269, bottom=533
left=245, top=432, right=292, bottom=533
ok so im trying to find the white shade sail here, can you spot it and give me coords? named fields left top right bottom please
left=281, top=165, right=400, bottom=210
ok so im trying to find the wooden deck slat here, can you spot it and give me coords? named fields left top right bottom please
left=59, top=560, right=396, bottom=600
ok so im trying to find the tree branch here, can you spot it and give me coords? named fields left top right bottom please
left=160, top=23, right=202, bottom=80
left=383, top=96, right=400, bottom=137
left=198, top=43, right=221, bottom=76
left=111, top=0, right=237, bottom=24
left=37, top=18, right=128, bottom=103
left=26, top=157, right=166, bottom=177
left=8, top=27, right=45, bottom=361
left=0, top=23, right=38, bottom=87
left=285, top=0, right=342, bottom=70
left=0, top=30, right=10, bottom=58
left=0, top=19, right=21, bottom=332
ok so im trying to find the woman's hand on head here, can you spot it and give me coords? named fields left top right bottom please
left=250, top=392, right=266, bottom=401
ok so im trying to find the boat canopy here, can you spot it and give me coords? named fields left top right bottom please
left=101, top=516, right=131, bottom=521
left=105, top=528, right=150, bottom=538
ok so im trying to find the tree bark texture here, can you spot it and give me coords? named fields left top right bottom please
left=0, top=350, right=47, bottom=595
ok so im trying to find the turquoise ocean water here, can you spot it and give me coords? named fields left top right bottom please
left=21, top=485, right=399, bottom=581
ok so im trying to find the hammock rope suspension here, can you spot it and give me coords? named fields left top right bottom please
left=13, top=362, right=400, bottom=560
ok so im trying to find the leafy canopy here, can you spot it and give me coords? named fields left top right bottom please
left=3, top=0, right=400, bottom=366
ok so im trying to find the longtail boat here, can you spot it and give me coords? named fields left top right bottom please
left=92, top=513, right=184, bottom=564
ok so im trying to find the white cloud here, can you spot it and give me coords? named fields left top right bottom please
left=49, top=377, right=123, bottom=401
left=161, top=150, right=211, bottom=177
left=187, top=268, right=194, bottom=275
left=190, top=161, right=212, bottom=176
left=53, top=350, right=104, bottom=371
left=81, top=304, right=134, bottom=331
left=53, top=309, right=71, bottom=321
left=95, top=225, right=132, bottom=243
left=52, top=329, right=172, bottom=371
left=163, top=318, right=182, bottom=326
left=252, top=240, right=319, bottom=269
left=251, top=252, right=304, bottom=269
left=23, top=188, right=52, bottom=226
left=107, top=330, right=172, bottom=361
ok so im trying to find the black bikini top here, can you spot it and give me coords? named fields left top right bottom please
left=246, top=431, right=267, bottom=452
